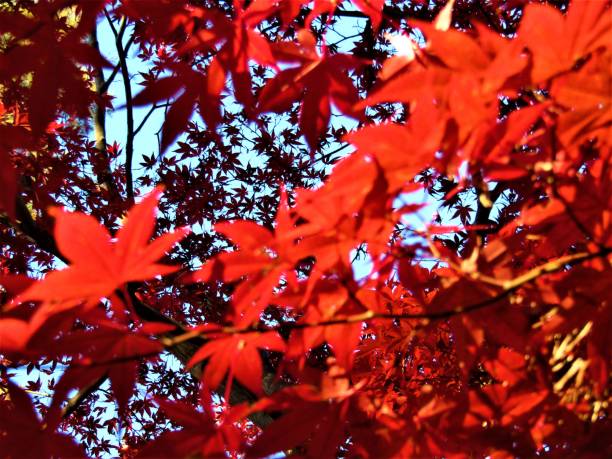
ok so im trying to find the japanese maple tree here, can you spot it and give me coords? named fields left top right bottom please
left=1, top=0, right=611, bottom=457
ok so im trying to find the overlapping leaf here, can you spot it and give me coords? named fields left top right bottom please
left=21, top=187, right=188, bottom=308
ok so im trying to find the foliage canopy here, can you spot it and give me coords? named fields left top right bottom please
left=0, top=0, right=611, bottom=457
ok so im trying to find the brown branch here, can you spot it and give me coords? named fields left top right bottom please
left=51, top=239, right=608, bottom=425
left=105, top=12, right=135, bottom=204
left=89, top=27, right=122, bottom=204
left=133, top=103, right=171, bottom=137
left=99, top=34, right=135, bottom=95
left=61, top=374, right=109, bottom=419
left=165, top=247, right=611, bottom=346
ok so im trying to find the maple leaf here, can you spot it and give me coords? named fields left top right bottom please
left=193, top=188, right=302, bottom=324
left=188, top=330, right=286, bottom=396
left=298, top=319, right=362, bottom=370
left=20, top=187, right=189, bottom=309
left=132, top=60, right=226, bottom=153
left=478, top=385, right=550, bottom=428
left=286, top=151, right=394, bottom=271
left=520, top=174, right=612, bottom=257
left=0, top=381, right=85, bottom=458
left=0, top=124, right=32, bottom=220
left=304, top=0, right=384, bottom=29
left=44, top=321, right=171, bottom=423
left=0, top=273, right=35, bottom=300
left=280, top=280, right=364, bottom=369
left=475, top=102, right=549, bottom=178
left=294, top=152, right=378, bottom=231
left=352, top=0, right=385, bottom=29
left=519, top=0, right=612, bottom=82
left=248, top=372, right=360, bottom=457
left=258, top=30, right=363, bottom=151
left=119, top=0, right=200, bottom=39
left=0, top=318, right=33, bottom=355
left=451, top=204, right=473, bottom=225
left=345, top=102, right=446, bottom=193
left=136, top=391, right=243, bottom=458
left=276, top=0, right=385, bottom=29
left=130, top=1, right=278, bottom=152
left=484, top=348, right=527, bottom=386
left=133, top=0, right=278, bottom=149
left=0, top=148, right=17, bottom=220
left=361, top=17, right=529, bottom=154
left=2, top=0, right=612, bottom=454
left=551, top=51, right=612, bottom=147
left=0, top=0, right=109, bottom=134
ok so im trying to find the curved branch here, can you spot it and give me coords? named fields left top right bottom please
left=165, top=247, right=612, bottom=345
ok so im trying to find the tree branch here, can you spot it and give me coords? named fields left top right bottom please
left=164, top=246, right=611, bottom=345
left=61, top=374, right=109, bottom=419
left=105, top=12, right=135, bottom=204
left=89, top=27, right=122, bottom=204
left=65, top=244, right=607, bottom=427
left=99, top=33, right=135, bottom=95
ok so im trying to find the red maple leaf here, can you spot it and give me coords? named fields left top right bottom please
left=193, top=187, right=303, bottom=324
left=248, top=371, right=361, bottom=457
left=132, top=61, right=226, bottom=153
left=188, top=329, right=286, bottom=396
left=0, top=381, right=86, bottom=458
left=132, top=1, right=278, bottom=151
left=20, top=187, right=188, bottom=310
left=283, top=0, right=384, bottom=29
left=519, top=0, right=611, bottom=83
left=257, top=30, right=364, bottom=151
left=0, top=0, right=108, bottom=134
left=44, top=321, right=172, bottom=423
left=136, top=390, right=243, bottom=458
